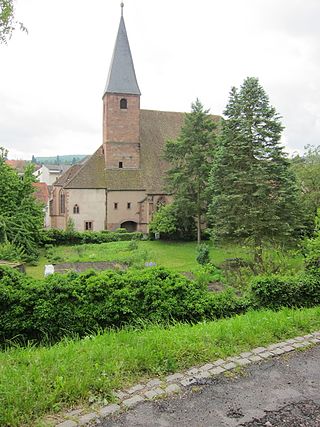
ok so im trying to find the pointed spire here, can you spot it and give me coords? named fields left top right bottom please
left=104, top=5, right=141, bottom=96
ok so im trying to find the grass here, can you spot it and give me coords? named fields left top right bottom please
left=1, top=306, right=320, bottom=426
left=26, top=240, right=304, bottom=279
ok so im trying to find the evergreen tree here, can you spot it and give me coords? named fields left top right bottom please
left=164, top=99, right=217, bottom=243
left=208, top=77, right=302, bottom=263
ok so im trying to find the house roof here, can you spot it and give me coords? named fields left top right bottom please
left=55, top=164, right=83, bottom=187
left=5, top=160, right=27, bottom=173
left=61, top=109, right=220, bottom=193
left=44, top=164, right=71, bottom=173
left=103, top=13, right=141, bottom=96
left=32, top=182, right=49, bottom=204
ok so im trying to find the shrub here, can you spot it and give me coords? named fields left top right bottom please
left=40, top=229, right=143, bottom=246
left=250, top=271, right=320, bottom=309
left=205, top=288, right=249, bottom=319
left=193, top=263, right=224, bottom=287
left=0, top=266, right=227, bottom=345
left=303, top=234, right=320, bottom=272
left=0, top=242, right=25, bottom=261
left=196, top=244, right=210, bottom=265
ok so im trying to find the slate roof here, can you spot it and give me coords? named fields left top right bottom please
left=61, top=109, right=220, bottom=193
left=62, top=147, right=106, bottom=189
left=104, top=15, right=141, bottom=96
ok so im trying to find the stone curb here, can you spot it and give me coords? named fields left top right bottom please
left=55, top=331, right=320, bottom=426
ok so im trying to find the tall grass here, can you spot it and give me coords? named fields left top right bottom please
left=1, top=306, right=320, bottom=426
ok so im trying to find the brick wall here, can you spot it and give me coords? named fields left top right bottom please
left=105, top=142, right=140, bottom=169
left=103, top=94, right=140, bottom=143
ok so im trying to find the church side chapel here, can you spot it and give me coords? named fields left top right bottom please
left=49, top=4, right=217, bottom=233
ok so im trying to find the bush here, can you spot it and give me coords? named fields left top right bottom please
left=196, top=244, right=210, bottom=265
left=0, top=267, right=189, bottom=344
left=40, top=229, right=143, bottom=246
left=205, top=288, right=249, bottom=319
left=303, top=234, right=320, bottom=272
left=0, top=265, right=248, bottom=346
left=250, top=271, right=320, bottom=309
left=0, top=243, right=25, bottom=261
left=193, top=263, right=224, bottom=287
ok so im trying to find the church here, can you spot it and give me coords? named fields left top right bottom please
left=49, top=5, right=217, bottom=233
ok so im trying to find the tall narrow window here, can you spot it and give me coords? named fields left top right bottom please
left=114, top=202, right=118, bottom=210
left=120, top=98, right=127, bottom=109
left=119, top=161, right=123, bottom=169
left=127, top=202, right=131, bottom=209
left=85, top=221, right=93, bottom=231
left=60, top=192, right=65, bottom=214
left=73, top=204, right=80, bottom=214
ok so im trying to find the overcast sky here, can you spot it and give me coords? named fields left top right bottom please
left=1, top=0, right=319, bottom=159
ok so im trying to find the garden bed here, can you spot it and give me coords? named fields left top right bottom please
left=53, top=261, right=127, bottom=274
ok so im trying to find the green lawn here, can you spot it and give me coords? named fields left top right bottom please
left=26, top=240, right=304, bottom=279
left=1, top=306, right=320, bottom=426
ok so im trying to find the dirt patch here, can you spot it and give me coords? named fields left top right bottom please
left=53, top=261, right=127, bottom=274
left=207, top=281, right=225, bottom=292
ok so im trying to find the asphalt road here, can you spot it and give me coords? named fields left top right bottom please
left=100, top=345, right=320, bottom=427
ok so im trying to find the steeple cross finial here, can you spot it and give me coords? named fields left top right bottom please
left=121, top=2, right=124, bottom=17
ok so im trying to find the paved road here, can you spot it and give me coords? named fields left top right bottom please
left=100, top=345, right=320, bottom=427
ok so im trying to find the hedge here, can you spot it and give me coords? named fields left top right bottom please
left=250, top=271, right=320, bottom=309
left=0, top=266, right=245, bottom=346
left=2, top=264, right=320, bottom=347
left=40, top=229, right=144, bottom=246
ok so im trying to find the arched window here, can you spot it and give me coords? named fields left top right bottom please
left=120, top=98, right=127, bottom=109
left=59, top=192, right=65, bottom=214
left=73, top=204, right=80, bottom=214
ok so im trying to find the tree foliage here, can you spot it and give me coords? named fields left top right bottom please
left=208, top=77, right=302, bottom=263
left=149, top=203, right=196, bottom=240
left=291, top=145, right=320, bottom=234
left=164, top=99, right=217, bottom=243
left=149, top=204, right=177, bottom=235
left=0, top=0, right=26, bottom=45
left=0, top=149, right=44, bottom=260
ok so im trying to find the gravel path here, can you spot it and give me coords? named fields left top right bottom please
left=99, top=345, right=320, bottom=427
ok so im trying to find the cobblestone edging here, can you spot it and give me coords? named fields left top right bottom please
left=55, top=331, right=320, bottom=427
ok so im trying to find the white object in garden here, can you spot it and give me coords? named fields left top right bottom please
left=44, top=264, right=55, bottom=276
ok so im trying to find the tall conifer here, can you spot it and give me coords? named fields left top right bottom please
left=164, top=99, right=217, bottom=243
left=208, top=77, right=302, bottom=262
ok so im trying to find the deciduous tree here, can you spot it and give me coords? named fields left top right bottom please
left=0, top=148, right=44, bottom=260
left=0, top=0, right=26, bottom=45
left=291, top=145, right=320, bottom=234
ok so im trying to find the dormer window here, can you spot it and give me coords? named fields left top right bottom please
left=120, top=98, right=127, bottom=109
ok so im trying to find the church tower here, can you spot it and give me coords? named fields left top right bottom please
left=103, top=3, right=141, bottom=170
